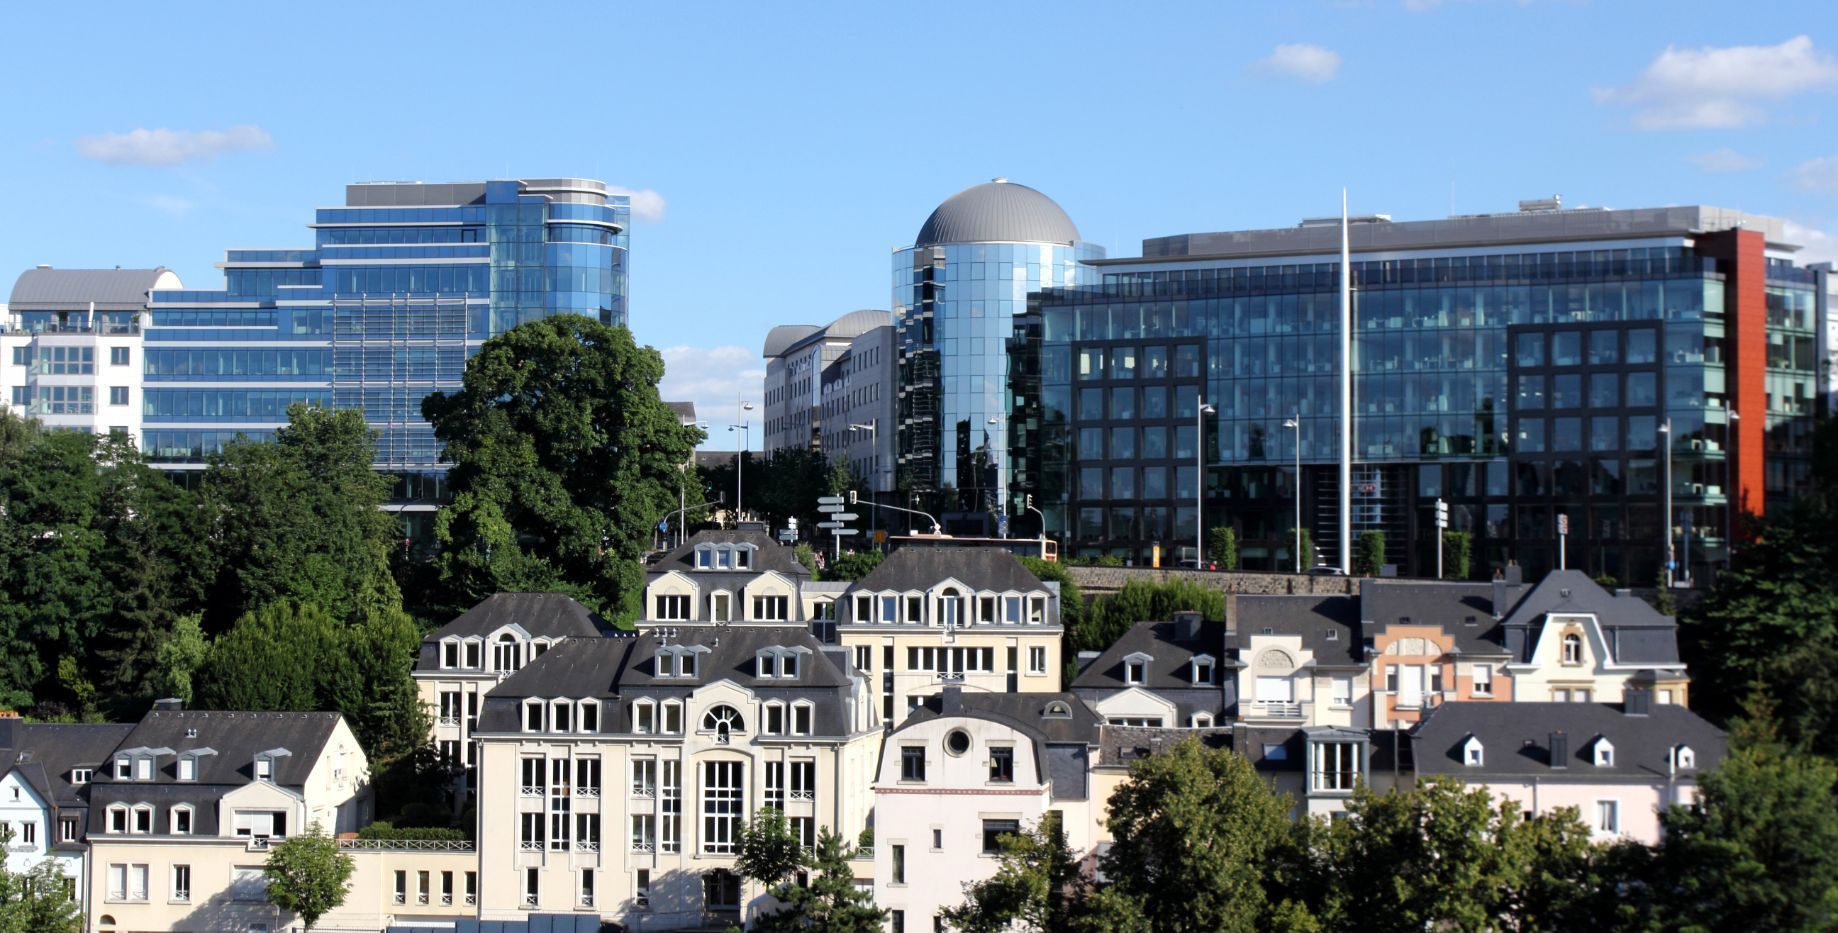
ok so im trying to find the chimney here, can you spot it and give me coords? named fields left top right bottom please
left=1624, top=689, right=1651, bottom=717
left=1503, top=562, right=1523, bottom=586
left=940, top=685, right=963, bottom=715
left=152, top=698, right=184, bottom=712
left=1491, top=571, right=1507, bottom=620
left=0, top=711, right=16, bottom=750
left=1174, top=610, right=1203, bottom=641
left=1549, top=731, right=1568, bottom=769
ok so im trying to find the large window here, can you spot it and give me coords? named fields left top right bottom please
left=981, top=819, right=1020, bottom=854
left=900, top=746, right=926, bottom=782
left=660, top=761, right=682, bottom=852
left=1311, top=742, right=1362, bottom=792
left=701, top=762, right=745, bottom=854
left=702, top=705, right=744, bottom=743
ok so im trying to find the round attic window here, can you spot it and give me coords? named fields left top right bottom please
left=945, top=729, right=972, bottom=756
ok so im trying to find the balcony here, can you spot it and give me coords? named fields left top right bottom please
left=1248, top=702, right=1305, bottom=720
left=575, top=786, right=601, bottom=798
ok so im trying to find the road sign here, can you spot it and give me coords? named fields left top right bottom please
left=817, top=496, right=846, bottom=505
left=1557, top=513, right=1569, bottom=535
left=828, top=513, right=859, bottom=522
left=817, top=521, right=846, bottom=529
left=830, top=528, right=859, bottom=536
left=818, top=504, right=845, bottom=513
left=1434, top=498, right=1449, bottom=530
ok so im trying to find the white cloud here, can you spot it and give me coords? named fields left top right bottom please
left=1782, top=221, right=1838, bottom=267
left=1688, top=147, right=1763, bottom=173
left=609, top=186, right=667, bottom=222
left=1790, top=156, right=1838, bottom=195
left=75, top=125, right=274, bottom=166
left=141, top=195, right=194, bottom=217
left=657, top=344, right=764, bottom=448
left=1252, top=44, right=1341, bottom=85
left=1595, top=36, right=1838, bottom=130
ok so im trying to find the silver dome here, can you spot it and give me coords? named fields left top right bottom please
left=913, top=179, right=1081, bottom=248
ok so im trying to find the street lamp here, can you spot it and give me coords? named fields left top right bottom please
left=849, top=422, right=881, bottom=538
left=730, top=398, right=756, bottom=523
left=1658, top=417, right=1674, bottom=588
left=1196, top=396, right=1215, bottom=569
left=1283, top=413, right=1302, bottom=573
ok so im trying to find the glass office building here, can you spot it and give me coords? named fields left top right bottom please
left=141, top=178, right=629, bottom=513
left=1010, top=203, right=1826, bottom=583
left=893, top=179, right=1103, bottom=526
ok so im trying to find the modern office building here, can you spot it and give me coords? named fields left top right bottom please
left=1, top=267, right=181, bottom=440
left=819, top=320, right=896, bottom=494
left=1011, top=201, right=1827, bottom=583
left=761, top=309, right=891, bottom=456
left=139, top=179, right=630, bottom=532
left=894, top=180, right=1104, bottom=527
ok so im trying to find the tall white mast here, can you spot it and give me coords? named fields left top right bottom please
left=1339, top=189, right=1353, bottom=574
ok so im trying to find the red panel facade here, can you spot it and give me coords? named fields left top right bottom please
left=1699, top=229, right=1766, bottom=527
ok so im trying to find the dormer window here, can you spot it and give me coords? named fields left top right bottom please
left=464, top=638, right=482, bottom=669
left=1191, top=655, right=1215, bottom=685
left=177, top=757, right=195, bottom=782
left=551, top=700, right=573, bottom=733
left=1594, top=738, right=1615, bottom=768
left=655, top=595, right=690, bottom=621
left=1674, top=745, right=1696, bottom=770
left=854, top=595, right=872, bottom=622
left=1122, top=653, right=1151, bottom=685
left=736, top=546, right=752, bottom=570
left=756, top=647, right=805, bottom=679
left=655, top=646, right=703, bottom=679
left=751, top=595, right=789, bottom=621
left=493, top=633, right=521, bottom=673
left=937, top=589, right=963, bottom=629
left=791, top=702, right=813, bottom=736
left=717, top=548, right=734, bottom=569
left=134, top=757, right=152, bottom=781
left=69, top=768, right=91, bottom=786
left=523, top=700, right=545, bottom=732
left=579, top=700, right=599, bottom=733
left=1043, top=701, right=1072, bottom=719
left=441, top=640, right=460, bottom=669
left=1463, top=736, right=1485, bottom=767
left=114, top=757, right=130, bottom=780
left=763, top=702, right=786, bottom=736
left=696, top=546, right=714, bottom=570
left=1562, top=632, right=1583, bottom=665
left=254, top=758, right=272, bottom=782
left=170, top=805, right=193, bottom=835
left=632, top=700, right=656, bottom=735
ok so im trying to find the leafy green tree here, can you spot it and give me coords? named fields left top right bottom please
left=1209, top=526, right=1239, bottom=570
left=1072, top=580, right=1227, bottom=673
left=198, top=404, right=399, bottom=630
left=753, top=828, right=886, bottom=932
left=940, top=811, right=1086, bottom=933
left=0, top=824, right=81, bottom=932
left=736, top=808, right=805, bottom=891
left=825, top=548, right=884, bottom=582
left=423, top=315, right=701, bottom=622
left=1442, top=530, right=1473, bottom=580
left=1294, top=527, right=1315, bottom=570
left=1641, top=710, right=1838, bottom=930
left=196, top=602, right=343, bottom=713
left=1018, top=557, right=1084, bottom=631
left=147, top=613, right=208, bottom=706
left=1354, top=530, right=1385, bottom=576
left=263, top=822, right=354, bottom=930
left=792, top=544, right=819, bottom=581
left=1090, top=736, right=1308, bottom=932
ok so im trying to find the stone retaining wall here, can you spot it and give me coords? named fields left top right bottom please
left=1065, top=565, right=1362, bottom=597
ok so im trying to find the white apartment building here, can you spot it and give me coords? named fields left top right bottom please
left=0, top=267, right=176, bottom=442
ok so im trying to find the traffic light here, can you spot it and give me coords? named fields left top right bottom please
left=1434, top=498, right=1449, bottom=529
left=1024, top=493, right=1034, bottom=510
left=848, top=490, right=858, bottom=505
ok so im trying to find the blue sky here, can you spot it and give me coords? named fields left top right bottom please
left=3, top=1, right=1834, bottom=445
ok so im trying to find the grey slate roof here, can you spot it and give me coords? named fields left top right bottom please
left=1412, top=701, right=1725, bottom=780
left=1234, top=595, right=1364, bottom=665
left=1096, top=725, right=1233, bottom=768
left=0, top=720, right=134, bottom=809
left=649, top=529, right=809, bottom=579
left=913, top=180, right=1082, bottom=247
left=846, top=547, right=1047, bottom=597
left=9, top=267, right=177, bottom=310
left=1498, top=570, right=1680, bottom=665
left=665, top=401, right=698, bottom=423
left=418, top=593, right=610, bottom=670
left=897, top=691, right=1101, bottom=800
left=1358, top=580, right=1509, bottom=655
left=477, top=626, right=859, bottom=737
left=1071, top=618, right=1233, bottom=724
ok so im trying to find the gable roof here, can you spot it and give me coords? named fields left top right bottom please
left=649, top=529, right=809, bottom=579
left=846, top=546, right=1046, bottom=596
left=1498, top=570, right=1679, bottom=665
left=898, top=691, right=1102, bottom=745
left=92, top=710, right=344, bottom=790
left=1358, top=580, right=1508, bottom=655
left=1412, top=701, right=1724, bottom=780
left=0, top=722, right=134, bottom=808
left=425, top=592, right=610, bottom=643
left=1233, top=595, right=1363, bottom=665
left=1072, top=619, right=1230, bottom=691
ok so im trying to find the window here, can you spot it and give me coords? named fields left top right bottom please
left=110, top=346, right=131, bottom=366
left=1028, top=645, right=1047, bottom=675
left=232, top=810, right=286, bottom=839
left=1311, top=742, right=1362, bottom=792
left=520, top=757, right=545, bottom=795
left=253, top=757, right=273, bottom=782
left=982, top=819, right=1020, bottom=854
left=524, top=700, right=545, bottom=732
left=790, top=759, right=816, bottom=800
left=1595, top=800, right=1619, bottom=834
left=524, top=867, right=539, bottom=907
left=132, top=805, right=153, bottom=834
left=906, top=594, right=925, bottom=623
left=1263, top=742, right=1289, bottom=761
left=631, top=814, right=656, bottom=852
left=1124, top=658, right=1147, bottom=684
left=1464, top=738, right=1484, bottom=766
left=69, top=768, right=91, bottom=786
left=752, top=595, right=790, bottom=621
left=1192, top=655, right=1214, bottom=684
left=893, top=910, right=906, bottom=933
left=711, top=592, right=731, bottom=622
left=579, top=869, right=595, bottom=908
left=765, top=762, right=786, bottom=809
left=17, top=822, right=33, bottom=846
left=633, top=700, right=657, bottom=734
left=575, top=812, right=601, bottom=851
left=901, top=746, right=926, bottom=782
left=520, top=812, right=544, bottom=850
left=59, top=816, right=77, bottom=842
left=655, top=594, right=689, bottom=620
left=170, top=806, right=192, bottom=835
left=1330, top=676, right=1353, bottom=707
left=660, top=761, right=682, bottom=852
left=113, top=757, right=129, bottom=780
left=891, top=844, right=907, bottom=883
left=551, top=700, right=573, bottom=733
left=107, top=863, right=148, bottom=902
left=635, top=869, right=652, bottom=909
left=792, top=702, right=813, bottom=736
left=134, top=757, right=152, bottom=781
left=493, top=634, right=521, bottom=673
left=763, top=702, right=785, bottom=736
left=1594, top=740, right=1615, bottom=767
left=580, top=700, right=599, bottom=732
left=702, top=705, right=744, bottom=743
left=464, top=640, right=482, bottom=669
left=663, top=700, right=683, bottom=734
left=1472, top=665, right=1493, bottom=695
left=632, top=758, right=657, bottom=797
left=1256, top=676, right=1295, bottom=704
left=107, top=806, right=127, bottom=834
left=989, top=747, right=1015, bottom=783
left=167, top=863, right=190, bottom=903
left=701, top=761, right=745, bottom=854
left=1553, top=688, right=1570, bottom=702
left=1561, top=632, right=1583, bottom=664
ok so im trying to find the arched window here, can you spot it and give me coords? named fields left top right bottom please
left=1562, top=632, right=1583, bottom=664
left=702, top=705, right=744, bottom=743
left=493, top=634, right=521, bottom=673
left=938, top=588, right=962, bottom=629
left=1043, top=701, right=1072, bottom=719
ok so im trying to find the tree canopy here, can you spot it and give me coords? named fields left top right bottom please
left=423, top=315, right=701, bottom=622
left=263, top=822, right=355, bottom=930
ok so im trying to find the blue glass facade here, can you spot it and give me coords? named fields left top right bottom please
left=143, top=178, right=628, bottom=475
left=1012, top=229, right=1824, bottom=583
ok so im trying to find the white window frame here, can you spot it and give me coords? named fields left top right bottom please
left=632, top=700, right=655, bottom=735
left=1595, top=799, right=1619, bottom=834
left=1472, top=664, right=1493, bottom=695
left=1027, top=645, right=1048, bottom=675
left=1191, top=655, right=1215, bottom=684
left=1594, top=739, right=1615, bottom=768
left=170, top=805, right=193, bottom=835
left=791, top=702, right=813, bottom=736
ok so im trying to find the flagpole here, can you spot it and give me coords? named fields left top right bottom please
left=1339, top=189, right=1353, bottom=575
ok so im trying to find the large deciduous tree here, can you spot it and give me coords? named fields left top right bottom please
left=423, top=315, right=701, bottom=622
left=940, top=810, right=1085, bottom=933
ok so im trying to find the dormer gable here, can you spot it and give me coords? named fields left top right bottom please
left=1591, top=736, right=1615, bottom=768
left=1121, top=651, right=1153, bottom=685
left=253, top=748, right=292, bottom=783
left=1462, top=735, right=1484, bottom=767
left=755, top=645, right=811, bottom=680
left=1190, top=653, right=1216, bottom=685
left=694, top=541, right=757, bottom=571
left=174, top=748, right=217, bottom=781
left=654, top=643, right=711, bottom=679
left=1672, top=744, right=1696, bottom=771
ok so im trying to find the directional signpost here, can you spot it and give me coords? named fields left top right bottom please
left=817, top=497, right=857, bottom=560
